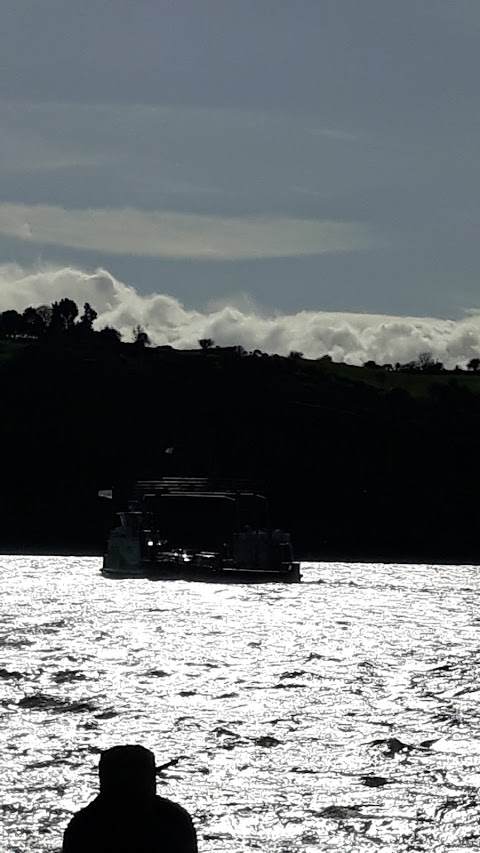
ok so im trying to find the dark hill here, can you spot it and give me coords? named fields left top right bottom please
left=1, top=339, right=479, bottom=563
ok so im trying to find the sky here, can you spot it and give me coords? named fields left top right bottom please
left=1, top=0, right=480, bottom=364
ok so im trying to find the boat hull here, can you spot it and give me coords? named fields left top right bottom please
left=102, top=558, right=301, bottom=584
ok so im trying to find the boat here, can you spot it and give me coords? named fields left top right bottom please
left=101, top=478, right=301, bottom=583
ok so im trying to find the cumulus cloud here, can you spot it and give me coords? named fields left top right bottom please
left=0, top=203, right=376, bottom=260
left=1, top=262, right=480, bottom=367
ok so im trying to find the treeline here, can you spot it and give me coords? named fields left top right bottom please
left=363, top=352, right=480, bottom=374
left=0, top=298, right=150, bottom=347
left=4, top=300, right=480, bottom=375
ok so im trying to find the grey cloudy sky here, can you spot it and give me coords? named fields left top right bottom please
left=1, top=1, right=480, bottom=359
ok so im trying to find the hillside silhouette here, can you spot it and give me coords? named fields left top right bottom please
left=1, top=299, right=480, bottom=563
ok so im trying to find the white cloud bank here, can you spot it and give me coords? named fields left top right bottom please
left=1, top=263, right=480, bottom=367
left=0, top=202, right=375, bottom=260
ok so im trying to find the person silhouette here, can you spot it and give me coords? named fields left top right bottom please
left=62, top=744, right=197, bottom=852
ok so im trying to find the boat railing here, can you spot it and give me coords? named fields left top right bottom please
left=132, top=477, right=267, bottom=500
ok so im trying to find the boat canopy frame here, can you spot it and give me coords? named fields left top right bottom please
left=130, top=478, right=271, bottom=538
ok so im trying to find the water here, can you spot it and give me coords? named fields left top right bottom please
left=1, top=557, right=480, bottom=852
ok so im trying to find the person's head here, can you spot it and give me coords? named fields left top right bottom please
left=99, top=745, right=156, bottom=800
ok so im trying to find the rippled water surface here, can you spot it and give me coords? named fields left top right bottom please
left=2, top=557, right=480, bottom=851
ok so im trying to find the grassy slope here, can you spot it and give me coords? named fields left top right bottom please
left=1, top=339, right=479, bottom=397
left=308, top=358, right=480, bottom=398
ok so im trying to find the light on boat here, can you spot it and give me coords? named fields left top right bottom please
left=147, top=540, right=154, bottom=547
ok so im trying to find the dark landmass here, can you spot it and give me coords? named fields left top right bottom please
left=1, top=299, right=480, bottom=564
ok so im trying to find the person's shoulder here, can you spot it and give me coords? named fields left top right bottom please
left=154, top=795, right=193, bottom=822
left=62, top=799, right=103, bottom=851
left=69, top=796, right=103, bottom=818
left=153, top=797, right=197, bottom=849
left=65, top=798, right=99, bottom=826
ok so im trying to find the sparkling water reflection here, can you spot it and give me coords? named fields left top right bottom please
left=1, top=557, right=480, bottom=851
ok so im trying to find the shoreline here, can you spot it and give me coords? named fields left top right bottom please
left=1, top=546, right=479, bottom=567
